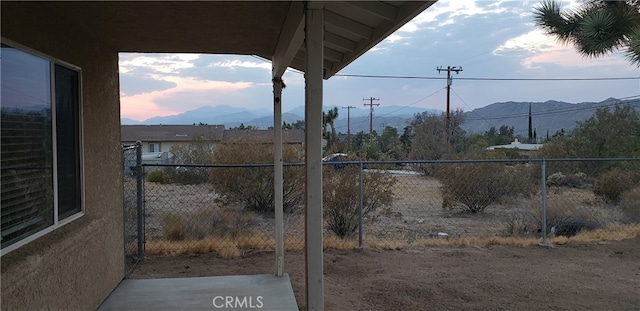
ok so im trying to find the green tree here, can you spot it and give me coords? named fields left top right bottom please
left=534, top=0, right=640, bottom=66
left=379, top=126, right=405, bottom=160
left=323, top=107, right=339, bottom=144
left=408, top=110, right=466, bottom=160
left=485, top=125, right=515, bottom=146
left=570, top=104, right=640, bottom=158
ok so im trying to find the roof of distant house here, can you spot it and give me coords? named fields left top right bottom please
left=487, top=139, right=543, bottom=151
left=121, top=125, right=305, bottom=144
left=121, top=125, right=225, bottom=142
left=222, top=129, right=304, bottom=144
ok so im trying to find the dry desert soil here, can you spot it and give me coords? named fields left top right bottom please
left=131, top=238, right=640, bottom=311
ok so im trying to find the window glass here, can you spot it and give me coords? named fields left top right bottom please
left=1, top=44, right=55, bottom=249
left=1, top=43, right=82, bottom=252
left=55, top=65, right=82, bottom=219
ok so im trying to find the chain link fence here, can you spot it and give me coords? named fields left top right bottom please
left=122, top=143, right=143, bottom=278
left=130, top=158, right=640, bottom=258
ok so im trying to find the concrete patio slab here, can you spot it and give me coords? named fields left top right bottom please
left=97, top=274, right=298, bottom=311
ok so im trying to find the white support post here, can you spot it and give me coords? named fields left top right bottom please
left=273, top=77, right=284, bottom=277
left=305, top=5, right=325, bottom=311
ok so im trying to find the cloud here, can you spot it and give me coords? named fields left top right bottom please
left=494, top=29, right=631, bottom=69
left=494, top=29, right=556, bottom=54
left=121, top=75, right=255, bottom=121
left=119, top=53, right=200, bottom=74
left=208, top=59, right=272, bottom=70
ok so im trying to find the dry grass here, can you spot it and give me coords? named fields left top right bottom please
left=144, top=224, right=640, bottom=257
left=412, top=224, right=640, bottom=248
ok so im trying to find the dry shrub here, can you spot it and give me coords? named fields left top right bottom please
left=411, top=236, right=540, bottom=248
left=547, top=172, right=589, bottom=188
left=323, top=164, right=396, bottom=238
left=236, top=235, right=274, bottom=250
left=594, top=168, right=639, bottom=203
left=161, top=213, right=186, bottom=241
left=527, top=197, right=599, bottom=237
left=620, top=186, right=640, bottom=223
left=504, top=212, right=531, bottom=237
left=209, top=134, right=304, bottom=214
left=147, top=170, right=168, bottom=184
left=186, top=206, right=257, bottom=239
left=216, top=243, right=242, bottom=259
left=437, top=161, right=536, bottom=213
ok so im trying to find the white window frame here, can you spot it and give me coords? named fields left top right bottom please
left=149, top=142, right=161, bottom=153
left=1, top=38, right=85, bottom=256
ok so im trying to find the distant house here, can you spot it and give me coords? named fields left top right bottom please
left=487, top=138, right=543, bottom=157
left=121, top=124, right=225, bottom=156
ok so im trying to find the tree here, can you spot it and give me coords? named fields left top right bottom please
left=323, top=107, right=339, bottom=143
left=379, top=126, right=405, bottom=160
left=533, top=0, right=640, bottom=66
left=323, top=163, right=396, bottom=238
left=166, top=135, right=216, bottom=184
left=408, top=110, right=466, bottom=160
left=209, top=135, right=305, bottom=213
left=570, top=104, right=640, bottom=158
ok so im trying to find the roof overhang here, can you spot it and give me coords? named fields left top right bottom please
left=2, top=1, right=436, bottom=79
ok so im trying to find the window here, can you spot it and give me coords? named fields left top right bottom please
left=149, top=142, right=160, bottom=153
left=1, top=40, right=83, bottom=255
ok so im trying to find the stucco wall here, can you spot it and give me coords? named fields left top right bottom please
left=1, top=4, right=124, bottom=310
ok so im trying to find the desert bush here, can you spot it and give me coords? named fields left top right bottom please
left=209, top=134, right=304, bottom=214
left=146, top=170, right=167, bottom=183
left=547, top=171, right=588, bottom=188
left=163, top=166, right=209, bottom=185
left=166, top=135, right=217, bottom=184
left=323, top=163, right=396, bottom=238
left=437, top=160, right=537, bottom=213
left=525, top=198, right=599, bottom=237
left=161, top=213, right=186, bottom=241
left=504, top=212, right=533, bottom=237
left=593, top=168, right=638, bottom=203
left=619, top=186, right=640, bottom=223
left=186, top=206, right=257, bottom=239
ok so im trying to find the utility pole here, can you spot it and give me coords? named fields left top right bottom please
left=342, top=105, right=356, bottom=150
left=363, top=97, right=380, bottom=136
left=436, top=66, right=462, bottom=145
left=528, top=103, right=533, bottom=143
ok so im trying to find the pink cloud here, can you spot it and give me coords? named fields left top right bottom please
left=121, top=76, right=254, bottom=121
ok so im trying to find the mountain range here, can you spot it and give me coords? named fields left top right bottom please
left=121, top=98, right=640, bottom=137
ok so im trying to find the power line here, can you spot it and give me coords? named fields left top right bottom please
left=334, top=73, right=639, bottom=81
left=333, top=88, right=446, bottom=132
left=450, top=87, right=496, bottom=129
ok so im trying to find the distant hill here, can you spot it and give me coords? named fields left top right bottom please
left=120, top=98, right=640, bottom=136
left=122, top=104, right=440, bottom=132
left=462, top=98, right=640, bottom=137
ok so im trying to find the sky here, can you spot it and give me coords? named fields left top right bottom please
left=119, top=0, right=640, bottom=122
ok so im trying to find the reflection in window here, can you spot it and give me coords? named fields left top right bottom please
left=1, top=43, right=82, bottom=253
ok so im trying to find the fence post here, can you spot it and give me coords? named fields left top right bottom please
left=540, top=159, right=548, bottom=246
left=135, top=141, right=144, bottom=259
left=358, top=160, right=364, bottom=248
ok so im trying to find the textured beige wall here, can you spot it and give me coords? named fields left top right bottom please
left=1, top=4, right=124, bottom=310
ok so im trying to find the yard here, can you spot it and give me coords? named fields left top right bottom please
left=136, top=169, right=637, bottom=255
left=131, top=238, right=640, bottom=310
left=125, top=163, right=640, bottom=310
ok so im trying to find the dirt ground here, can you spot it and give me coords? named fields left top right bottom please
left=131, top=238, right=640, bottom=311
